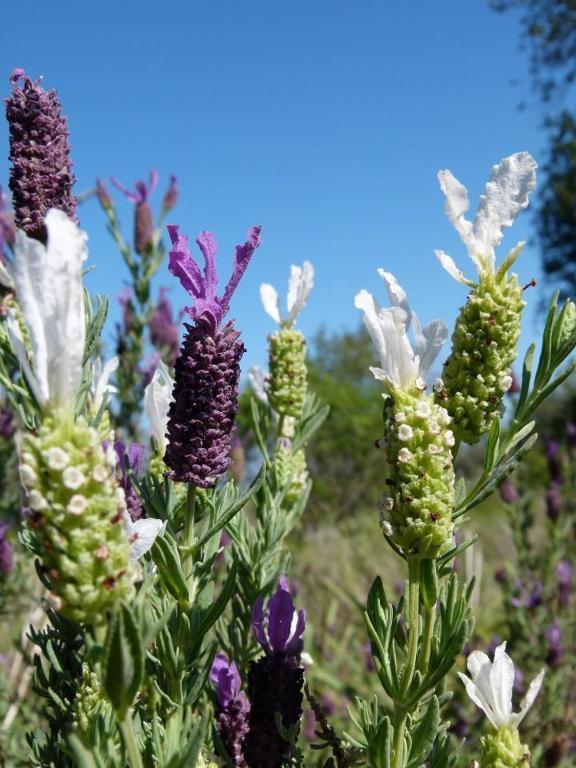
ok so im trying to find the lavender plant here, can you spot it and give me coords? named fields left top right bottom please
left=0, top=64, right=574, bottom=768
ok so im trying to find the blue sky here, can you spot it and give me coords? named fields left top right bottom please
left=0, top=1, right=548, bottom=376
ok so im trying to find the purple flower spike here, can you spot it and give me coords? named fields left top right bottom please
left=252, top=576, right=306, bottom=656
left=167, top=225, right=262, bottom=331
left=162, top=175, right=178, bottom=213
left=149, top=288, right=180, bottom=365
left=556, top=560, right=573, bottom=608
left=499, top=478, right=519, bottom=504
left=545, top=621, right=563, bottom=667
left=546, top=482, right=562, bottom=521
left=210, top=652, right=250, bottom=767
left=111, top=170, right=158, bottom=254
left=6, top=68, right=76, bottom=241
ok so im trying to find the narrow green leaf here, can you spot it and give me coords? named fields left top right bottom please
left=484, top=417, right=501, bottom=471
left=101, top=604, right=144, bottom=718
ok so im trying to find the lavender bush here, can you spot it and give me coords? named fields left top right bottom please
left=0, top=68, right=574, bottom=768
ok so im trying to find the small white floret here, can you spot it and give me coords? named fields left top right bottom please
left=92, top=465, right=108, bottom=483
left=394, top=411, right=406, bottom=424
left=444, top=430, right=456, bottom=447
left=45, top=446, right=70, bottom=471
left=63, top=467, right=85, bottom=490
left=29, top=490, right=47, bottom=511
left=398, top=447, right=413, bottom=463
left=398, top=424, right=413, bottom=441
left=415, top=401, right=431, bottom=419
left=67, top=494, right=88, bottom=516
left=19, top=464, right=37, bottom=487
left=499, top=374, right=513, bottom=392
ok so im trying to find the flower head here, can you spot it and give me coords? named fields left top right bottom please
left=149, top=288, right=180, bottom=365
left=260, top=261, right=314, bottom=327
left=6, top=69, right=77, bottom=241
left=167, top=225, right=261, bottom=332
left=114, top=441, right=145, bottom=522
left=7, top=209, right=87, bottom=408
left=209, top=652, right=250, bottom=767
left=355, top=270, right=448, bottom=391
left=143, top=359, right=173, bottom=455
left=435, top=152, right=537, bottom=284
left=458, top=641, right=544, bottom=730
left=252, top=576, right=306, bottom=656
left=210, top=653, right=243, bottom=709
left=162, top=175, right=178, bottom=213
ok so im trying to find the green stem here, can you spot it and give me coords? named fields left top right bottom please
left=391, top=707, right=408, bottom=768
left=399, top=558, right=421, bottom=700
left=119, top=712, right=144, bottom=768
left=418, top=604, right=435, bottom=674
left=182, top=484, right=197, bottom=582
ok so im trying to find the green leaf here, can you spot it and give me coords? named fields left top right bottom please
left=407, top=696, right=440, bottom=767
left=68, top=734, right=99, bottom=768
left=367, top=715, right=392, bottom=768
left=195, top=464, right=265, bottom=549
left=292, top=399, right=331, bottom=452
left=83, top=292, right=109, bottom=365
left=250, top=397, right=271, bottom=463
left=151, top=533, right=189, bottom=603
left=420, top=560, right=439, bottom=610
left=101, top=604, right=144, bottom=719
left=194, top=562, right=238, bottom=637
left=484, top=417, right=501, bottom=471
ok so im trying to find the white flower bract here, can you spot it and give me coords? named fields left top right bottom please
left=143, top=360, right=174, bottom=455
left=260, top=261, right=314, bottom=327
left=458, top=641, right=545, bottom=730
left=355, top=271, right=448, bottom=391
left=91, top=356, right=119, bottom=413
left=8, top=209, right=88, bottom=407
left=436, top=152, right=537, bottom=284
left=123, top=513, right=167, bottom=560
left=248, top=365, right=269, bottom=405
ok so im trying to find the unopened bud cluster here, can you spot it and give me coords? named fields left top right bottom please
left=275, top=438, right=308, bottom=508
left=20, top=413, right=134, bottom=624
left=268, top=329, right=307, bottom=418
left=481, top=726, right=530, bottom=768
left=73, top=664, right=111, bottom=734
left=379, top=387, right=455, bottom=559
left=439, top=271, right=524, bottom=445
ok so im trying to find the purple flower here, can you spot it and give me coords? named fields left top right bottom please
left=0, top=408, right=15, bottom=440
left=149, top=288, right=180, bottom=365
left=546, top=483, right=562, bottom=521
left=164, top=226, right=260, bottom=488
left=556, top=560, right=573, bottom=608
left=545, top=621, right=563, bottom=667
left=210, top=653, right=250, bottom=767
left=510, top=578, right=543, bottom=609
left=0, top=524, right=14, bottom=575
left=6, top=69, right=76, bottom=242
left=0, top=186, right=15, bottom=254
left=141, top=353, right=160, bottom=388
left=499, top=478, right=519, bottom=504
left=167, top=225, right=261, bottom=333
left=252, top=576, right=306, bottom=656
left=114, top=441, right=146, bottom=522
left=494, top=567, right=508, bottom=585
left=244, top=578, right=306, bottom=767
left=162, top=175, right=178, bottom=213
left=111, top=170, right=158, bottom=255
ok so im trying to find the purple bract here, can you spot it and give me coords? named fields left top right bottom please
left=252, top=576, right=306, bottom=656
left=210, top=653, right=243, bottom=709
left=114, top=441, right=146, bottom=522
left=167, top=225, right=261, bottom=332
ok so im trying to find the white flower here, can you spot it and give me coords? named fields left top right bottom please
left=123, top=513, right=166, bottom=560
left=28, top=490, right=47, bottom=511
left=415, top=401, right=432, bottom=419
left=398, top=447, right=413, bottom=463
left=91, top=356, right=119, bottom=413
left=92, top=465, right=108, bottom=483
left=45, top=446, right=70, bottom=471
left=458, top=642, right=545, bottom=730
left=67, top=494, right=88, bottom=515
left=7, top=209, right=87, bottom=407
left=143, top=360, right=174, bottom=454
left=248, top=366, right=269, bottom=405
left=260, top=261, right=314, bottom=326
left=436, top=152, right=537, bottom=284
left=19, top=464, right=37, bottom=487
left=62, top=466, right=85, bottom=490
left=355, top=271, right=448, bottom=391
left=398, top=424, right=413, bottom=441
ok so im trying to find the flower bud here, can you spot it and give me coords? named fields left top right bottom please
left=21, top=412, right=134, bottom=624
left=481, top=726, right=530, bottom=768
left=134, top=201, right=154, bottom=255
left=275, top=439, right=308, bottom=507
left=439, top=271, right=524, bottom=444
left=558, top=299, right=576, bottom=347
left=380, top=389, right=455, bottom=559
left=268, top=328, right=307, bottom=418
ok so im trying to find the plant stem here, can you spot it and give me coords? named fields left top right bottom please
left=119, top=712, right=144, bottom=768
left=182, top=484, right=197, bottom=583
left=391, top=707, right=407, bottom=768
left=399, top=558, right=420, bottom=699
left=418, top=604, right=435, bottom=674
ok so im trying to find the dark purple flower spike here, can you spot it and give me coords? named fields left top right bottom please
left=252, top=576, right=306, bottom=656
left=167, top=225, right=262, bottom=332
left=210, top=653, right=250, bottom=767
left=114, top=441, right=146, bottom=522
left=164, top=226, right=261, bottom=487
left=6, top=68, right=76, bottom=242
left=245, top=577, right=306, bottom=768
left=111, top=170, right=158, bottom=254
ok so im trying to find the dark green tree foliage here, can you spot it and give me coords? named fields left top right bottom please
left=304, top=326, right=385, bottom=525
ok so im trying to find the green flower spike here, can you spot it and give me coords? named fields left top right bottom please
left=356, top=270, right=455, bottom=559
left=459, top=641, right=545, bottom=768
left=435, top=152, right=538, bottom=445
left=260, top=261, right=314, bottom=419
left=20, top=411, right=135, bottom=624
